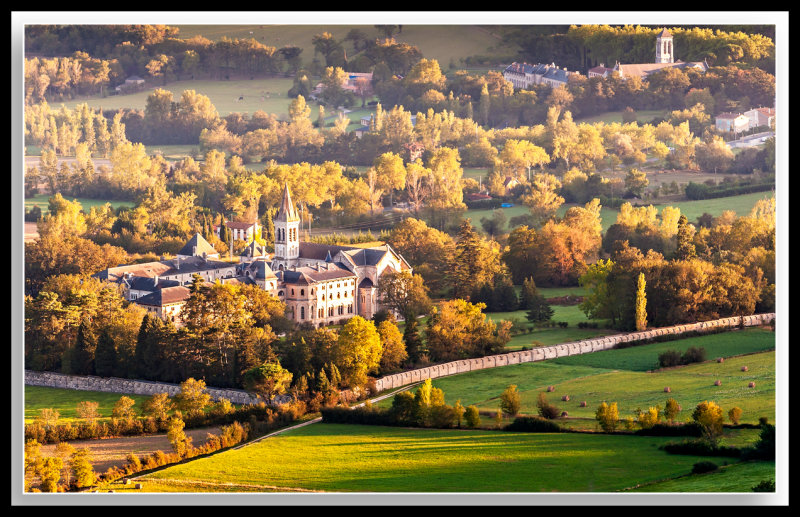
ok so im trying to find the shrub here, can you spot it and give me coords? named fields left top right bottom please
left=464, top=406, right=480, bottom=428
left=637, top=407, right=661, bottom=429
left=658, top=350, right=682, bottom=368
left=500, top=385, right=521, bottom=416
left=692, top=401, right=725, bottom=447
left=595, top=402, right=619, bottom=432
left=751, top=479, right=775, bottom=492
left=635, top=423, right=702, bottom=437
left=727, top=407, right=742, bottom=425
left=661, top=440, right=742, bottom=457
left=504, top=416, right=561, bottom=433
left=691, top=461, right=719, bottom=474
left=681, top=346, right=706, bottom=364
left=429, top=405, right=458, bottom=429
left=536, top=393, right=560, bottom=420
left=664, top=398, right=681, bottom=423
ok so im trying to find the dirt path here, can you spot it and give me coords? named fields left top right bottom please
left=41, top=426, right=222, bottom=474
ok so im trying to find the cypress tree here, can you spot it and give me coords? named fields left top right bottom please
left=72, top=322, right=96, bottom=375
left=403, top=317, right=424, bottom=364
left=635, top=272, right=648, bottom=331
left=519, top=277, right=537, bottom=310
left=94, top=328, right=118, bottom=378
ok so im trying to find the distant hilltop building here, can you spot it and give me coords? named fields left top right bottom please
left=96, top=183, right=412, bottom=327
left=612, top=29, right=709, bottom=80
left=502, top=62, right=581, bottom=90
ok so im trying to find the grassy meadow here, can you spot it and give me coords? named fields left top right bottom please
left=24, top=194, right=135, bottom=215
left=25, top=386, right=151, bottom=424
left=377, top=328, right=775, bottom=425
left=627, top=460, right=775, bottom=492
left=139, top=422, right=719, bottom=492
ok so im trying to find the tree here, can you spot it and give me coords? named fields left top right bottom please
left=692, top=400, right=725, bottom=447
left=376, top=269, right=432, bottom=321
left=243, top=361, right=293, bottom=403
left=624, top=168, right=649, bottom=198
left=635, top=272, right=647, bottom=331
left=520, top=173, right=564, bottom=227
left=664, top=398, right=681, bottom=423
left=696, top=135, right=734, bottom=178
left=425, top=299, right=508, bottom=362
left=93, top=328, right=117, bottom=377
left=728, top=406, right=742, bottom=425
left=525, top=287, right=554, bottom=324
left=500, top=385, right=521, bottom=417
left=70, top=448, right=95, bottom=489
left=76, top=401, right=100, bottom=423
left=377, top=320, right=407, bottom=373
left=174, top=378, right=211, bottom=418
left=675, top=215, right=697, bottom=260
left=111, top=396, right=137, bottom=421
left=167, top=416, right=192, bottom=457
left=402, top=316, right=424, bottom=365
left=464, top=405, right=480, bottom=428
left=37, top=456, right=63, bottom=492
left=335, top=316, right=382, bottom=388
left=142, top=392, right=174, bottom=421
left=595, top=401, right=619, bottom=432
left=450, top=219, right=505, bottom=299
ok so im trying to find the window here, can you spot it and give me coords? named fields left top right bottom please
left=301, top=306, right=305, bottom=320
left=300, top=289, right=305, bottom=296
left=291, top=289, right=295, bottom=295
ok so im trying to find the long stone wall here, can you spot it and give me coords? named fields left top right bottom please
left=25, top=313, right=774, bottom=404
left=372, top=313, right=775, bottom=393
left=24, top=370, right=291, bottom=406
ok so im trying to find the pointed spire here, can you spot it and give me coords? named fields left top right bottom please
left=275, top=182, right=300, bottom=222
left=325, top=250, right=333, bottom=263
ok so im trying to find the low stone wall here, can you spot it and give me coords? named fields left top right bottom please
left=24, top=370, right=291, bottom=406
left=373, top=313, right=775, bottom=393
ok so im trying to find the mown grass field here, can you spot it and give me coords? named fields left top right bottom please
left=629, top=460, right=775, bottom=492
left=575, top=109, right=668, bottom=125
left=139, top=423, right=718, bottom=492
left=24, top=194, right=135, bottom=215
left=378, top=329, right=775, bottom=425
left=24, top=386, right=151, bottom=424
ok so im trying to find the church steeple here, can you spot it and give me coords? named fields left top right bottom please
left=656, top=28, right=674, bottom=64
left=273, top=183, right=300, bottom=263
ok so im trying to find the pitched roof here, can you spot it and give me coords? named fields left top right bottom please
left=658, top=28, right=673, bottom=38
left=615, top=61, right=708, bottom=79
left=222, top=221, right=260, bottom=231
left=177, top=233, right=218, bottom=258
left=716, top=112, right=745, bottom=119
left=136, top=286, right=191, bottom=307
left=275, top=183, right=300, bottom=222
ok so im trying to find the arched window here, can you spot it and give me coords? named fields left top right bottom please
left=291, top=289, right=295, bottom=295
left=301, top=289, right=305, bottom=296
left=301, top=306, right=305, bottom=320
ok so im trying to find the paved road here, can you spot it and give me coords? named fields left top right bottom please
left=728, top=131, right=774, bottom=148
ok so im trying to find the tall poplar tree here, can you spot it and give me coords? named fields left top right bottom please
left=635, top=272, right=648, bottom=331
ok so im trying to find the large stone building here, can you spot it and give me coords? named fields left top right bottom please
left=98, top=184, right=412, bottom=328
left=612, top=29, right=709, bottom=80
left=502, top=62, right=580, bottom=90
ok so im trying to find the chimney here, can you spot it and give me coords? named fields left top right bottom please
left=173, top=256, right=181, bottom=269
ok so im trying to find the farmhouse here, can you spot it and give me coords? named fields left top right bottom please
left=503, top=62, right=580, bottom=89
left=744, top=107, right=775, bottom=130
left=715, top=112, right=750, bottom=134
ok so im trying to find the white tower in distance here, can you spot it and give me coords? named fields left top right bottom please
left=656, top=28, right=674, bottom=64
left=273, top=183, right=301, bottom=268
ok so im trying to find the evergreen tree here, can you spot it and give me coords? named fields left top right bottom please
left=526, top=291, right=554, bottom=324
left=635, top=272, right=648, bottom=331
left=71, top=322, right=96, bottom=375
left=403, top=317, right=424, bottom=364
left=493, top=277, right=519, bottom=312
left=676, top=214, right=696, bottom=260
left=93, top=328, right=117, bottom=377
left=518, top=277, right=537, bottom=310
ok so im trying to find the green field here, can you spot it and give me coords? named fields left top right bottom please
left=467, top=191, right=773, bottom=234
left=575, top=109, right=668, bottom=125
left=140, top=423, right=719, bottom=492
left=25, top=194, right=135, bottom=215
left=24, top=386, right=151, bottom=423
left=629, top=460, right=775, bottom=492
left=56, top=78, right=296, bottom=118
left=378, top=329, right=775, bottom=424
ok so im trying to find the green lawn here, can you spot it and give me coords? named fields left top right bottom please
left=25, top=194, right=135, bottom=215
left=575, top=109, right=668, bottom=125
left=25, top=386, right=151, bottom=423
left=378, top=329, right=775, bottom=425
left=140, top=423, right=718, bottom=492
left=629, top=460, right=775, bottom=493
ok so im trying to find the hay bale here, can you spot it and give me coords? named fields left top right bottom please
left=714, top=380, right=722, bottom=386
left=561, top=395, right=570, bottom=401
left=547, top=385, right=555, bottom=392
left=560, top=411, right=569, bottom=417
left=741, top=366, right=748, bottom=372
left=717, top=357, right=724, bottom=363
left=579, top=401, right=587, bottom=407
left=122, top=478, right=131, bottom=485
left=748, top=382, right=756, bottom=388
left=135, top=483, right=143, bottom=489
left=664, top=387, right=671, bottom=393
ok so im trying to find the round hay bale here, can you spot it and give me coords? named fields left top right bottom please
left=561, top=395, right=570, bottom=401
left=717, top=357, right=724, bottom=363
left=748, top=382, right=756, bottom=388
left=579, top=401, right=587, bottom=407
left=664, top=387, right=671, bottom=393
left=560, top=411, right=569, bottom=417
left=122, top=478, right=131, bottom=485
left=741, top=366, right=749, bottom=372
left=547, top=385, right=555, bottom=392
left=714, top=380, right=722, bottom=386
left=135, top=483, right=143, bottom=489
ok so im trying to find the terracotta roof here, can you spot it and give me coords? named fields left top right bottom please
left=221, top=221, right=259, bottom=230
left=616, top=61, right=707, bottom=79
left=717, top=112, right=744, bottom=119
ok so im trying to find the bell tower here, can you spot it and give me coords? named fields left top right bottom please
left=656, top=28, right=674, bottom=64
left=273, top=183, right=301, bottom=267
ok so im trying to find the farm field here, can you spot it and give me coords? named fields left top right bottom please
left=139, top=423, right=718, bottom=492
left=172, top=25, right=513, bottom=72
left=575, top=109, right=668, bottom=125
left=25, top=194, right=135, bottom=215
left=377, top=329, right=774, bottom=424
left=467, top=191, right=774, bottom=234
left=55, top=78, right=296, bottom=118
left=25, top=386, right=151, bottom=424
left=628, top=460, right=775, bottom=493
